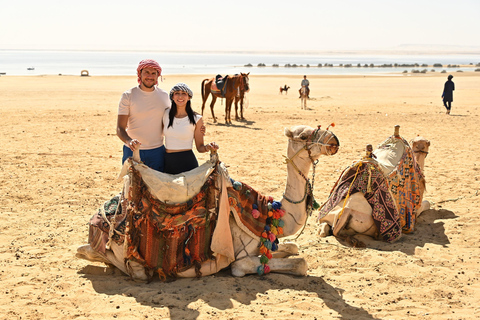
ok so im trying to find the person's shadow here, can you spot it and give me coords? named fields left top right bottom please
left=338, top=208, right=457, bottom=255
left=79, top=266, right=378, bottom=320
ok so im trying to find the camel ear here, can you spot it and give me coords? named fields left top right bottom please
left=284, top=127, right=293, bottom=138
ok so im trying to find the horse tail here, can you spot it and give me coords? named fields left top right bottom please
left=201, top=79, right=208, bottom=101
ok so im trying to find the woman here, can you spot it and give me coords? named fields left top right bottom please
left=163, top=83, right=219, bottom=174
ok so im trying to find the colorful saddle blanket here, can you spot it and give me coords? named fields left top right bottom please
left=375, top=136, right=423, bottom=233
left=319, top=161, right=401, bottom=242
left=88, top=166, right=218, bottom=277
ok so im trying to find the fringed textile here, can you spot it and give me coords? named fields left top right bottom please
left=319, top=161, right=402, bottom=242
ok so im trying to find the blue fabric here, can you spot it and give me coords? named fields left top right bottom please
left=122, top=145, right=166, bottom=172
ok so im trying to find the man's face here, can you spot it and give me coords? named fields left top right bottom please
left=140, top=67, right=159, bottom=88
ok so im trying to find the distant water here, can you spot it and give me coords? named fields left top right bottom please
left=0, top=50, right=478, bottom=76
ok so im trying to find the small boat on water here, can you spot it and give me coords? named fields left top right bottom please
left=27, top=67, right=35, bottom=70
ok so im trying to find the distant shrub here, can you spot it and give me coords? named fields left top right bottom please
left=357, top=63, right=361, bottom=67
left=272, top=64, right=279, bottom=67
left=441, top=70, right=447, bottom=73
left=476, top=63, right=480, bottom=67
left=285, top=64, right=291, bottom=67
left=421, top=64, right=428, bottom=67
left=318, top=63, right=323, bottom=67
left=431, top=69, right=435, bottom=72
left=257, top=63, right=266, bottom=67
left=420, top=69, right=427, bottom=73
left=411, top=69, right=420, bottom=73
left=433, top=63, right=443, bottom=67
left=402, top=70, right=408, bottom=73
left=369, top=63, right=374, bottom=67
left=244, top=63, right=252, bottom=67
left=475, top=68, right=480, bottom=72
left=306, top=64, right=310, bottom=68
left=457, top=70, right=463, bottom=72
left=292, top=64, right=298, bottom=67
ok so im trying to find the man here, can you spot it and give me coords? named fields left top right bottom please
left=117, top=59, right=171, bottom=171
left=442, top=74, right=455, bottom=115
left=299, top=75, right=310, bottom=99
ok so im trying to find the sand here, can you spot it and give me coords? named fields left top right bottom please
left=1, top=72, right=479, bottom=320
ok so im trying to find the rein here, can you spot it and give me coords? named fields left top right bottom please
left=282, top=128, right=338, bottom=239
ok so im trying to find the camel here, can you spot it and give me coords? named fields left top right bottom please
left=76, top=125, right=340, bottom=280
left=300, top=86, right=308, bottom=110
left=317, top=125, right=430, bottom=245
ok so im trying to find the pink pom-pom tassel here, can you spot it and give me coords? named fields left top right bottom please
left=251, top=209, right=261, bottom=219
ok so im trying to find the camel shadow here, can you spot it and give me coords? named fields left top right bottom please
left=350, top=208, right=457, bottom=255
left=79, top=267, right=378, bottom=320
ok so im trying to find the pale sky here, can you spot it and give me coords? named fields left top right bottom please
left=2, top=0, right=479, bottom=52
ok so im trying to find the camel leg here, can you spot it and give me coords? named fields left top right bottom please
left=272, top=242, right=299, bottom=258
left=318, top=222, right=332, bottom=237
left=231, top=256, right=307, bottom=277
left=76, top=244, right=110, bottom=264
left=417, top=200, right=430, bottom=217
left=209, top=96, right=217, bottom=123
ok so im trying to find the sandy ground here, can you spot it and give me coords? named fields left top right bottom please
left=1, top=72, right=479, bottom=320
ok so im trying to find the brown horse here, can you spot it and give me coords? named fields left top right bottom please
left=201, top=73, right=250, bottom=124
left=280, top=85, right=290, bottom=94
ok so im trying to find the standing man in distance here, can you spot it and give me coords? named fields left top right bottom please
left=117, top=59, right=171, bottom=171
left=299, top=75, right=310, bottom=99
left=442, top=74, right=455, bottom=115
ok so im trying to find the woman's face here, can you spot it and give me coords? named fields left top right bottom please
left=172, top=91, right=191, bottom=107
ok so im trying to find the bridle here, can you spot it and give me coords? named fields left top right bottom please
left=283, top=127, right=339, bottom=207
left=282, top=127, right=339, bottom=239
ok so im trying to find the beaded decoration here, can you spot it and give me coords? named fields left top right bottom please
left=256, top=198, right=285, bottom=275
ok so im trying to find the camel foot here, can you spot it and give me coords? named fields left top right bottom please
left=318, top=222, right=332, bottom=237
left=76, top=244, right=110, bottom=264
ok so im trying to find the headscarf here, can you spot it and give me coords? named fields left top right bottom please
left=136, top=59, right=162, bottom=85
left=170, top=83, right=193, bottom=99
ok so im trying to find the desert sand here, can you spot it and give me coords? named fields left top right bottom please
left=1, top=72, right=479, bottom=320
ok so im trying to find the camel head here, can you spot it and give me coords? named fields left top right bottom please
left=284, top=125, right=339, bottom=161
left=410, top=136, right=430, bottom=171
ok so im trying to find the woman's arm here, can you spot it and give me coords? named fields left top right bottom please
left=194, top=118, right=219, bottom=153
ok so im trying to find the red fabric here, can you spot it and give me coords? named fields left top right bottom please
left=136, top=59, right=162, bottom=85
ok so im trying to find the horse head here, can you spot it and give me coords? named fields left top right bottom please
left=239, top=72, right=250, bottom=93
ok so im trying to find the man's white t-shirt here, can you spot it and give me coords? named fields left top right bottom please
left=118, top=86, right=171, bottom=150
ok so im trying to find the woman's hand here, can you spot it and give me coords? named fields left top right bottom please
left=205, top=142, right=219, bottom=152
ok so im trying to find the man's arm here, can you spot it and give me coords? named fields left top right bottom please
left=117, top=114, right=140, bottom=151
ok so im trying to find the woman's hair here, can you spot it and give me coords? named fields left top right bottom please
left=167, top=100, right=197, bottom=128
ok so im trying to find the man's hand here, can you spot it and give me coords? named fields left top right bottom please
left=128, top=139, right=141, bottom=151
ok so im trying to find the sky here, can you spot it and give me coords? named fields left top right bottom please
left=1, top=0, right=480, bottom=52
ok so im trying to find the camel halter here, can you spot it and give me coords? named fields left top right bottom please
left=282, top=127, right=339, bottom=239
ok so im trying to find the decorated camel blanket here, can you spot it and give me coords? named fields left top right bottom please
left=87, top=155, right=288, bottom=277
left=375, top=136, right=424, bottom=233
left=319, top=161, right=402, bottom=242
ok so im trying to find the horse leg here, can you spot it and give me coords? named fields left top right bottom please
left=210, top=96, right=217, bottom=123
left=231, top=256, right=307, bottom=277
left=225, top=98, right=233, bottom=124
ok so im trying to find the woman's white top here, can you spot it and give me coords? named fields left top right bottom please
left=163, top=109, right=202, bottom=150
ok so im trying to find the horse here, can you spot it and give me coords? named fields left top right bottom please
left=76, top=125, right=340, bottom=280
left=201, top=73, right=250, bottom=124
left=280, top=85, right=290, bottom=94
left=317, top=125, right=430, bottom=247
left=300, top=86, right=308, bottom=110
